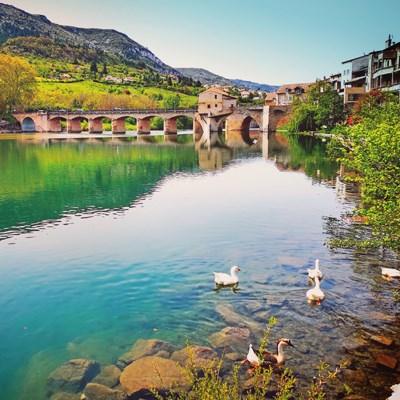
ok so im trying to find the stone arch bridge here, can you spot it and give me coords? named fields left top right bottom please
left=12, top=105, right=289, bottom=136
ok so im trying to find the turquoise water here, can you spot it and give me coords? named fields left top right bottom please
left=0, top=133, right=398, bottom=399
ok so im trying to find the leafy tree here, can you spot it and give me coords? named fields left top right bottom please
left=288, top=80, right=346, bottom=132
left=330, top=91, right=400, bottom=251
left=101, top=62, right=108, bottom=76
left=90, top=61, right=98, bottom=78
left=0, top=54, right=36, bottom=113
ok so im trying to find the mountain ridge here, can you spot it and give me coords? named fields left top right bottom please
left=176, top=67, right=279, bottom=92
left=0, top=2, right=177, bottom=74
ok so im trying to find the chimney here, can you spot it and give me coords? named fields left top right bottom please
left=386, top=34, right=393, bottom=48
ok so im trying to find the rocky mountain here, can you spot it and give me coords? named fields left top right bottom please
left=175, top=68, right=234, bottom=86
left=0, top=3, right=177, bottom=74
left=176, top=67, right=279, bottom=92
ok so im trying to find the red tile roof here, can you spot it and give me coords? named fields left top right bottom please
left=200, top=87, right=236, bottom=98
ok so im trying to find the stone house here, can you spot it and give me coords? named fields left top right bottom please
left=198, top=88, right=237, bottom=115
left=264, top=92, right=277, bottom=105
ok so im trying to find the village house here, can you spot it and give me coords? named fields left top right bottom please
left=264, top=92, right=277, bottom=105
left=369, top=34, right=400, bottom=97
left=104, top=75, right=122, bottom=83
left=341, top=54, right=369, bottom=106
left=275, top=83, right=313, bottom=105
left=198, top=87, right=237, bottom=115
left=328, top=35, right=400, bottom=105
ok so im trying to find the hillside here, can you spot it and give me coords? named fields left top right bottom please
left=177, top=67, right=279, bottom=92
left=0, top=3, right=176, bottom=74
left=230, top=79, right=279, bottom=92
left=175, top=68, right=234, bottom=86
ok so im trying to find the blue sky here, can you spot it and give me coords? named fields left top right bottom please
left=3, top=0, right=400, bottom=85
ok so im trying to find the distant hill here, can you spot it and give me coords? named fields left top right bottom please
left=230, top=79, right=279, bottom=92
left=175, top=68, right=233, bottom=86
left=176, top=67, right=279, bottom=92
left=0, top=3, right=177, bottom=74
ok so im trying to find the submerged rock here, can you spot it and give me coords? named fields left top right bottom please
left=50, top=393, right=82, bottom=400
left=170, top=345, right=218, bottom=373
left=207, top=326, right=254, bottom=354
left=215, top=304, right=263, bottom=333
left=119, top=355, right=189, bottom=397
left=47, top=359, right=100, bottom=395
left=91, top=365, right=121, bottom=388
left=83, top=383, right=127, bottom=400
left=117, top=339, right=177, bottom=369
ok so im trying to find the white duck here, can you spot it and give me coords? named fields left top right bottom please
left=306, top=276, right=325, bottom=304
left=307, top=259, right=323, bottom=280
left=213, top=265, right=241, bottom=286
left=381, top=267, right=400, bottom=280
left=240, top=339, right=294, bottom=373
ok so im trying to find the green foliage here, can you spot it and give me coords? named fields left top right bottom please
left=330, top=91, right=400, bottom=251
left=287, top=81, right=347, bottom=133
left=163, top=94, right=181, bottom=109
left=0, top=36, right=202, bottom=111
left=0, top=53, right=37, bottom=112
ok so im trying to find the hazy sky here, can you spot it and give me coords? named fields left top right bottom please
left=2, top=0, right=400, bottom=85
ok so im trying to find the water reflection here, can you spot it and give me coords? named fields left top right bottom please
left=0, top=132, right=340, bottom=240
left=1, top=131, right=399, bottom=400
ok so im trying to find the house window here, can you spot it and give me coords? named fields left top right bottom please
left=215, top=95, right=218, bottom=99
left=215, top=104, right=218, bottom=107
left=207, top=104, right=211, bottom=109
left=348, top=94, right=361, bottom=102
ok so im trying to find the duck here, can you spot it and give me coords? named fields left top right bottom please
left=240, top=339, right=294, bottom=374
left=381, top=267, right=400, bottom=280
left=307, top=259, right=323, bottom=280
left=213, top=265, right=241, bottom=286
left=306, top=276, right=325, bottom=304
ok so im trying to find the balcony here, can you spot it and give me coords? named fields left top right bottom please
left=372, top=66, right=394, bottom=79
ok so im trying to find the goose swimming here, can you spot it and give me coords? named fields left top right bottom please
left=213, top=265, right=241, bottom=286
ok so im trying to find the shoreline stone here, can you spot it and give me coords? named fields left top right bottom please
left=117, top=339, right=178, bottom=369
left=170, top=345, right=218, bottom=373
left=92, top=365, right=122, bottom=388
left=47, top=359, right=100, bottom=395
left=83, top=382, right=127, bottom=400
left=120, top=355, right=189, bottom=397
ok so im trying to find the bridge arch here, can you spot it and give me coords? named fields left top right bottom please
left=21, top=117, right=35, bottom=132
left=225, top=113, right=261, bottom=145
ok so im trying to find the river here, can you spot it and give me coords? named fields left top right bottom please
left=0, top=131, right=399, bottom=399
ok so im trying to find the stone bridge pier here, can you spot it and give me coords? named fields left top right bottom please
left=137, top=118, right=151, bottom=134
left=112, top=118, right=126, bottom=134
left=164, top=118, right=177, bottom=134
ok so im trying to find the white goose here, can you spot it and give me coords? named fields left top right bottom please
left=381, top=267, right=400, bottom=280
left=213, top=265, right=241, bottom=286
left=240, top=339, right=294, bottom=373
left=306, top=276, right=325, bottom=304
left=307, top=259, right=323, bottom=280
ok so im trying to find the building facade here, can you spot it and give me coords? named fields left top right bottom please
left=275, top=83, right=313, bottom=106
left=198, top=87, right=237, bottom=115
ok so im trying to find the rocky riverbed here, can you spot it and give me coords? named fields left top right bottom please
left=43, top=304, right=400, bottom=400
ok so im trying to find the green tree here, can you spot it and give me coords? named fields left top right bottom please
left=90, top=61, right=98, bottom=78
left=0, top=54, right=36, bottom=113
left=330, top=91, right=400, bottom=251
left=101, top=62, right=108, bottom=76
left=288, top=81, right=346, bottom=132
